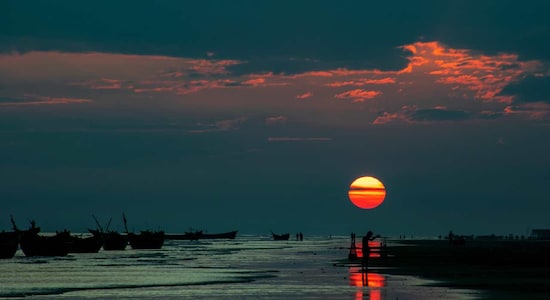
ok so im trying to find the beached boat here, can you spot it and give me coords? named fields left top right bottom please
left=89, top=229, right=128, bottom=250
left=127, top=230, right=165, bottom=249
left=123, top=214, right=164, bottom=249
left=0, top=231, right=18, bottom=259
left=65, top=230, right=103, bottom=253
left=165, top=230, right=202, bottom=241
left=272, top=232, right=290, bottom=241
left=201, top=230, right=238, bottom=240
left=15, top=220, right=70, bottom=257
left=90, top=216, right=127, bottom=250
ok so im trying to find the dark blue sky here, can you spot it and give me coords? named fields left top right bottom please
left=1, top=1, right=549, bottom=236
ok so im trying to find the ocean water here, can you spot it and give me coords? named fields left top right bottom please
left=0, top=235, right=481, bottom=299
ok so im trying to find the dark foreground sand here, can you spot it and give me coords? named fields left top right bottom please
left=361, top=239, right=550, bottom=299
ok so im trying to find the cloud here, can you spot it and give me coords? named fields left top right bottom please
left=372, top=112, right=400, bottom=125
left=267, top=137, right=332, bottom=142
left=325, top=77, right=396, bottom=87
left=265, top=116, right=287, bottom=126
left=334, top=89, right=382, bottom=102
left=372, top=105, right=506, bottom=125
left=189, top=117, right=248, bottom=133
left=71, top=78, right=127, bottom=90
left=295, top=92, right=312, bottom=100
left=498, top=75, right=550, bottom=104
left=503, top=103, right=550, bottom=120
left=0, top=95, right=92, bottom=106
left=408, top=107, right=471, bottom=122
left=404, top=41, right=542, bottom=103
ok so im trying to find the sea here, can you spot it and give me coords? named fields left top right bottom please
left=0, top=235, right=482, bottom=299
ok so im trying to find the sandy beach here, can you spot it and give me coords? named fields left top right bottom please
left=356, top=239, right=550, bottom=299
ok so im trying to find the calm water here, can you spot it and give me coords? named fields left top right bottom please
left=0, top=235, right=481, bottom=299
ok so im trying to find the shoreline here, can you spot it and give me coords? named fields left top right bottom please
left=357, top=239, right=550, bottom=299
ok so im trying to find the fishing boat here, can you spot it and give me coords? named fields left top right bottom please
left=165, top=230, right=202, bottom=241
left=13, top=219, right=70, bottom=257
left=0, top=230, right=18, bottom=259
left=66, top=230, right=103, bottom=253
left=201, top=230, right=238, bottom=240
left=272, top=232, right=290, bottom=241
left=90, top=216, right=127, bottom=250
left=123, top=214, right=164, bottom=249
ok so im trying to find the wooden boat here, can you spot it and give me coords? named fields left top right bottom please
left=0, top=231, right=18, bottom=259
left=91, top=216, right=127, bottom=250
left=201, top=230, right=238, bottom=240
left=165, top=230, right=202, bottom=241
left=272, top=232, right=290, bottom=241
left=123, top=214, right=164, bottom=249
left=14, top=220, right=70, bottom=257
left=66, top=230, right=103, bottom=253
left=88, top=229, right=128, bottom=250
left=127, top=230, right=165, bottom=249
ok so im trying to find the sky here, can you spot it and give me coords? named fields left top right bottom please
left=1, top=1, right=549, bottom=236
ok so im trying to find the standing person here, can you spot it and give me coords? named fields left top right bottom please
left=362, top=231, right=380, bottom=272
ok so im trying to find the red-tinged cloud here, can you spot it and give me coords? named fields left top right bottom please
left=186, top=58, right=242, bottom=75
left=326, top=77, right=396, bottom=87
left=296, top=92, right=313, bottom=99
left=267, top=137, right=332, bottom=142
left=372, top=105, right=508, bottom=125
left=372, top=112, right=400, bottom=125
left=401, top=41, right=542, bottom=103
left=503, top=103, right=550, bottom=120
left=265, top=116, right=287, bottom=125
left=290, top=71, right=334, bottom=78
left=0, top=95, right=92, bottom=106
left=71, top=78, right=126, bottom=90
left=334, top=89, right=382, bottom=102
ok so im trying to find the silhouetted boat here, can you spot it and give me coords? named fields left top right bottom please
left=0, top=231, right=18, bottom=259
left=165, top=230, right=202, bottom=241
left=272, top=232, right=290, bottom=241
left=91, top=216, right=127, bottom=250
left=65, top=230, right=103, bottom=253
left=13, top=219, right=69, bottom=257
left=89, top=229, right=128, bottom=250
left=201, top=230, right=238, bottom=240
left=123, top=214, right=164, bottom=249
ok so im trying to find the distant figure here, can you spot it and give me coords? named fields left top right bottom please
left=448, top=231, right=455, bottom=245
left=296, top=233, right=299, bottom=241
left=348, top=232, right=357, bottom=260
left=362, top=231, right=380, bottom=271
left=299, top=232, right=303, bottom=241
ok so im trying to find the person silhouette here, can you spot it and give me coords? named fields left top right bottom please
left=362, top=231, right=380, bottom=272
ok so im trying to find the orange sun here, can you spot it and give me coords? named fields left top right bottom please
left=348, top=176, right=386, bottom=209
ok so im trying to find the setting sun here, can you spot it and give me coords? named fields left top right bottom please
left=348, top=176, right=386, bottom=209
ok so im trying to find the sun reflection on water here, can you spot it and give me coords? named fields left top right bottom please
left=349, top=266, right=385, bottom=300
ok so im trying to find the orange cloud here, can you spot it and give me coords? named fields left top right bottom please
left=326, top=77, right=396, bottom=87
left=401, top=41, right=542, bottom=103
left=372, top=112, right=400, bottom=125
left=296, top=92, right=313, bottom=99
left=334, top=89, right=382, bottom=102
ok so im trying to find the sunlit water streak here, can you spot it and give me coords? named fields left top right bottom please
left=0, top=235, right=481, bottom=299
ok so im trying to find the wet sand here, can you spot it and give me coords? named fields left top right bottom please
left=365, top=239, right=550, bottom=299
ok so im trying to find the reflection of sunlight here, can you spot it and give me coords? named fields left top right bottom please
left=349, top=267, right=385, bottom=300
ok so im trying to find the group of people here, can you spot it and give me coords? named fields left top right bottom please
left=295, top=232, right=304, bottom=241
